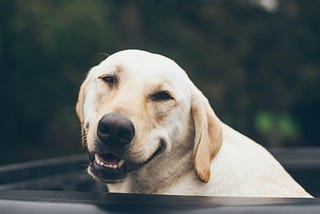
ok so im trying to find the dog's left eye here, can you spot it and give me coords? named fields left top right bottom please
left=99, top=75, right=117, bottom=87
left=150, top=91, right=174, bottom=101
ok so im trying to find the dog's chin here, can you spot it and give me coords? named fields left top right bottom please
left=88, top=145, right=164, bottom=184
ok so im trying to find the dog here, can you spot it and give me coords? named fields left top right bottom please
left=76, top=49, right=312, bottom=197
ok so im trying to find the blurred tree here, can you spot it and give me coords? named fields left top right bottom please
left=0, top=0, right=319, bottom=164
left=0, top=0, right=116, bottom=163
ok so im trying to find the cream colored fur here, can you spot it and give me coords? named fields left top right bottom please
left=77, top=49, right=312, bottom=197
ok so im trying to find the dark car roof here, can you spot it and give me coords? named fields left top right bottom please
left=1, top=190, right=320, bottom=214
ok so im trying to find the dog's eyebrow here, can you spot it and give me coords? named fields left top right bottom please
left=115, top=64, right=123, bottom=73
left=108, top=64, right=123, bottom=74
left=152, top=83, right=166, bottom=91
left=97, top=64, right=123, bottom=77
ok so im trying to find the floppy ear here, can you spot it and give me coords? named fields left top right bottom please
left=191, top=86, right=223, bottom=183
left=76, top=77, right=90, bottom=147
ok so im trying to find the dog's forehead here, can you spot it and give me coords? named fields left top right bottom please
left=93, top=49, right=191, bottom=90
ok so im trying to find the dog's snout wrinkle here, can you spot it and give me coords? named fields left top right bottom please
left=97, top=113, right=135, bottom=147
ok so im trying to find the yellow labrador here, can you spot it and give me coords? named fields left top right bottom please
left=76, top=50, right=312, bottom=197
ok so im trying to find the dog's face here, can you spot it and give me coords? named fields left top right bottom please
left=76, top=50, right=222, bottom=184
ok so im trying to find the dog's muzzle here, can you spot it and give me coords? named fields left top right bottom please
left=88, top=113, right=165, bottom=183
left=88, top=113, right=134, bottom=182
left=88, top=113, right=166, bottom=183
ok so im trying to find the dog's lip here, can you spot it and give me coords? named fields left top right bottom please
left=90, top=160, right=127, bottom=183
left=88, top=152, right=127, bottom=183
left=124, top=146, right=163, bottom=172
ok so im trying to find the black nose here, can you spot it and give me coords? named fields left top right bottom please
left=97, top=113, right=135, bottom=147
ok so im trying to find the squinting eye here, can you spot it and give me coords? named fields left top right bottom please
left=99, top=75, right=117, bottom=86
left=150, top=91, right=174, bottom=101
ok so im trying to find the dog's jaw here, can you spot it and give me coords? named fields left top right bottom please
left=87, top=139, right=167, bottom=184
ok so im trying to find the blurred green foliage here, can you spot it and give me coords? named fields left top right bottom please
left=0, top=0, right=319, bottom=164
left=255, top=111, right=300, bottom=146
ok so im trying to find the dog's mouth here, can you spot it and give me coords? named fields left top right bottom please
left=94, top=153, right=125, bottom=170
left=88, top=145, right=164, bottom=183
left=89, top=153, right=127, bottom=183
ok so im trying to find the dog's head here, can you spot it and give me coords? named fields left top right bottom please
left=76, top=50, right=222, bottom=184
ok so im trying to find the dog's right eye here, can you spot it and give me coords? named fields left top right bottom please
left=150, top=90, right=174, bottom=102
left=99, top=75, right=117, bottom=87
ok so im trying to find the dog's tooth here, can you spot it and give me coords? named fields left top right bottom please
left=94, top=154, right=122, bottom=169
left=104, top=164, right=117, bottom=169
left=118, top=160, right=125, bottom=168
left=95, top=155, right=102, bottom=166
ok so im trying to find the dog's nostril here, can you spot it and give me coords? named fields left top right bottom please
left=99, top=124, right=110, bottom=135
left=97, top=113, right=135, bottom=147
left=98, top=126, right=111, bottom=141
left=119, top=128, right=134, bottom=142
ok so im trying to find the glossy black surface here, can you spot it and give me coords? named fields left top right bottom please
left=0, top=190, right=320, bottom=214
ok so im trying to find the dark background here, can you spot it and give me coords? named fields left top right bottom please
left=0, top=0, right=319, bottom=165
